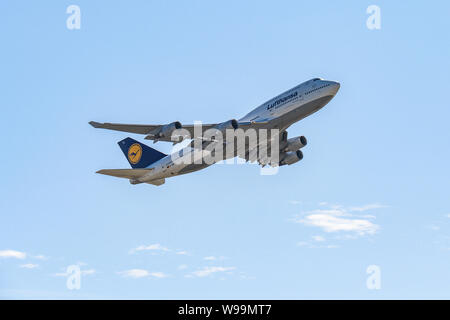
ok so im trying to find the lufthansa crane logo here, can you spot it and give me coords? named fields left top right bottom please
left=127, top=143, right=142, bottom=164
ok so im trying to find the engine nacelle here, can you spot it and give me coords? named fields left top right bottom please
left=280, top=150, right=303, bottom=166
left=157, top=121, right=182, bottom=138
left=284, top=136, right=307, bottom=152
left=214, top=119, right=239, bottom=132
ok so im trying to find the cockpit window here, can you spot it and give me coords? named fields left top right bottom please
left=312, top=78, right=322, bottom=81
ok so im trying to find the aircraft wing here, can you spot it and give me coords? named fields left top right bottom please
left=89, top=122, right=161, bottom=134
left=89, top=121, right=219, bottom=142
left=89, top=120, right=267, bottom=143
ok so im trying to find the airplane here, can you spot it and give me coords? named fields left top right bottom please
left=89, top=78, right=340, bottom=186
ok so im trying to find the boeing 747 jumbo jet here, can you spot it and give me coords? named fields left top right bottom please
left=90, top=78, right=340, bottom=186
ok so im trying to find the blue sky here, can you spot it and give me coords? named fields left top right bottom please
left=0, top=1, right=449, bottom=299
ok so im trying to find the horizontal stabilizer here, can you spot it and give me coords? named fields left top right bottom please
left=96, top=168, right=152, bottom=179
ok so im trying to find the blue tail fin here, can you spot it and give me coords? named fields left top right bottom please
left=118, top=137, right=167, bottom=168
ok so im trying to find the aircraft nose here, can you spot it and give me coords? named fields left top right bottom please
left=328, top=81, right=340, bottom=95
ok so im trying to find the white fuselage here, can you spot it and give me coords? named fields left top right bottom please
left=136, top=78, right=340, bottom=183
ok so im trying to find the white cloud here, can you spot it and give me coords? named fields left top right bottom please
left=238, top=272, right=255, bottom=280
left=53, top=272, right=68, bottom=277
left=130, top=244, right=190, bottom=256
left=0, top=250, right=26, bottom=259
left=81, top=269, right=96, bottom=276
left=178, top=264, right=188, bottom=270
left=129, top=244, right=170, bottom=254
left=308, top=208, right=350, bottom=217
left=33, top=255, right=48, bottom=260
left=312, top=235, right=325, bottom=242
left=427, top=225, right=440, bottom=231
left=296, top=241, right=339, bottom=249
left=292, top=203, right=384, bottom=236
left=53, top=269, right=96, bottom=277
left=348, top=203, right=387, bottom=212
left=203, top=256, right=216, bottom=261
left=203, top=256, right=226, bottom=261
left=20, top=263, right=38, bottom=269
left=118, top=269, right=149, bottom=278
left=53, top=263, right=96, bottom=277
left=191, top=266, right=235, bottom=278
left=149, top=272, right=168, bottom=278
left=298, top=214, right=378, bottom=235
left=118, top=269, right=167, bottom=279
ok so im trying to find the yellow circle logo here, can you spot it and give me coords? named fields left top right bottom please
left=127, top=143, right=142, bottom=164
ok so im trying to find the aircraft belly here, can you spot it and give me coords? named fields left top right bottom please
left=176, top=163, right=210, bottom=175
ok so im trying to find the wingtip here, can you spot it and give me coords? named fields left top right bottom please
left=89, top=121, right=102, bottom=128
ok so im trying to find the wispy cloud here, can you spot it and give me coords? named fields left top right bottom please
left=297, top=241, right=339, bottom=249
left=203, top=256, right=217, bottom=261
left=81, top=269, right=96, bottom=276
left=118, top=269, right=168, bottom=279
left=292, top=203, right=384, bottom=236
left=52, top=262, right=96, bottom=277
left=427, top=224, right=440, bottom=231
left=203, top=256, right=226, bottom=261
left=33, top=255, right=48, bottom=260
left=297, top=214, right=378, bottom=235
left=129, top=244, right=170, bottom=254
left=178, top=264, right=188, bottom=270
left=312, top=235, right=325, bottom=242
left=53, top=272, right=67, bottom=277
left=348, top=203, right=387, bottom=212
left=53, top=269, right=96, bottom=277
left=117, top=269, right=148, bottom=278
left=149, top=272, right=168, bottom=278
left=129, top=244, right=193, bottom=258
left=0, top=250, right=26, bottom=259
left=297, top=235, right=338, bottom=249
left=190, top=266, right=235, bottom=278
left=20, top=263, right=38, bottom=269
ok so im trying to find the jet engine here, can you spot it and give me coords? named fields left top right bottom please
left=284, top=136, right=307, bottom=152
left=214, top=119, right=239, bottom=132
left=280, top=150, right=303, bottom=166
left=156, top=121, right=182, bottom=138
